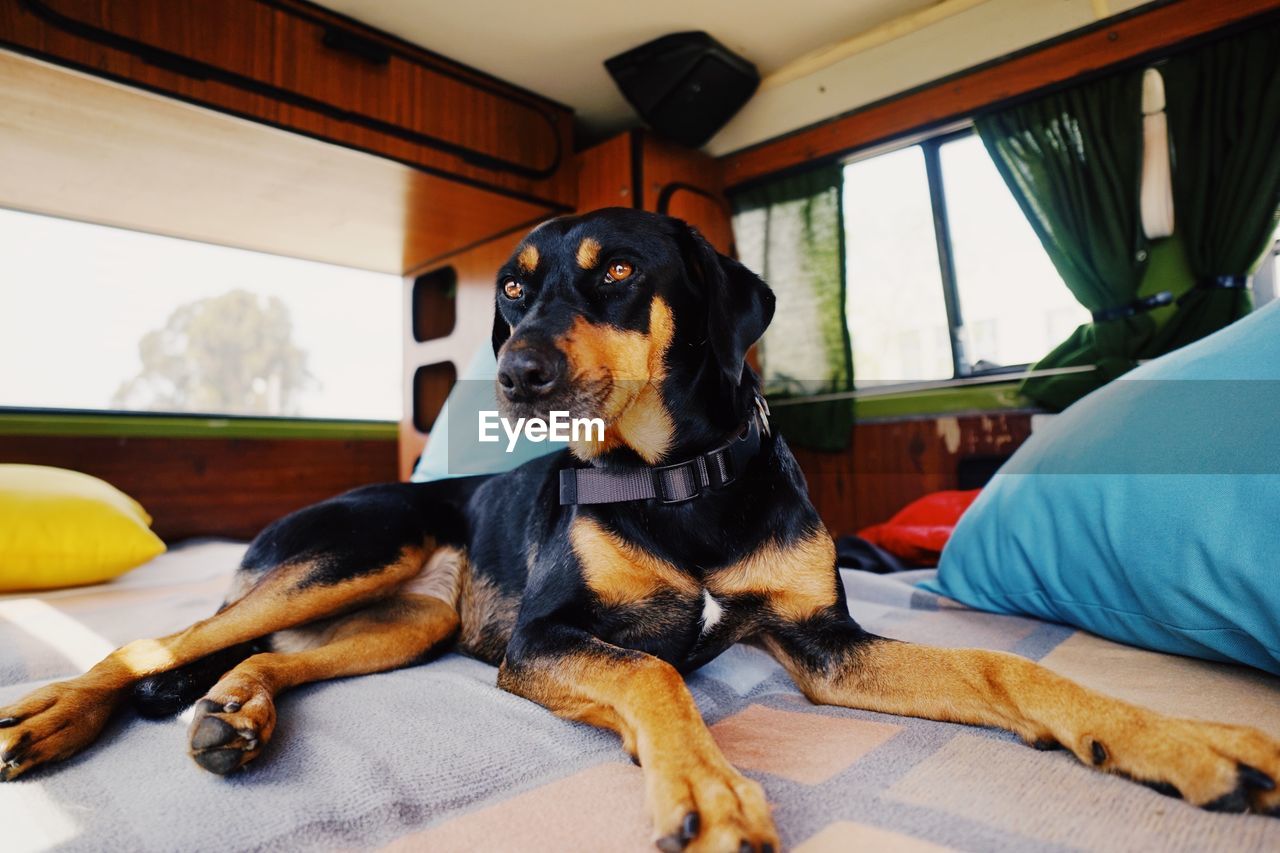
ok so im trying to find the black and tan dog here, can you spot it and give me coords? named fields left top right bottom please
left=2, top=208, right=1277, bottom=850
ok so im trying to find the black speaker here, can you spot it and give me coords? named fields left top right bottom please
left=605, top=32, right=758, bottom=148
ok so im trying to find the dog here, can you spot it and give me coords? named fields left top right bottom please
left=2, top=208, right=1277, bottom=851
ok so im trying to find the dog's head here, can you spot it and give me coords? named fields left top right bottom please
left=492, top=208, right=774, bottom=463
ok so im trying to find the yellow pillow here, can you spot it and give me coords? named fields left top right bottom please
left=0, top=464, right=166, bottom=592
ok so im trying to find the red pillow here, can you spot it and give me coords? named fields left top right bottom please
left=858, top=489, right=981, bottom=566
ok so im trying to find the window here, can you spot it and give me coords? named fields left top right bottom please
left=843, top=129, right=1090, bottom=387
left=0, top=208, right=401, bottom=420
left=938, top=135, right=1091, bottom=369
left=843, top=146, right=953, bottom=385
left=1256, top=231, right=1280, bottom=308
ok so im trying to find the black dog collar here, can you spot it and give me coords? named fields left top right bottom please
left=559, top=396, right=770, bottom=506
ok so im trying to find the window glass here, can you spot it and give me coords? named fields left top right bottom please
left=1254, top=231, right=1279, bottom=307
left=938, top=134, right=1090, bottom=370
left=843, top=146, right=953, bottom=386
left=0, top=208, right=401, bottom=420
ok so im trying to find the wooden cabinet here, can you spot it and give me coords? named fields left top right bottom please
left=0, top=48, right=558, bottom=275
left=577, top=130, right=734, bottom=254
left=399, top=233, right=523, bottom=480
left=0, top=0, right=575, bottom=207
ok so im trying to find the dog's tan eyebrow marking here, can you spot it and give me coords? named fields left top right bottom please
left=517, top=244, right=539, bottom=274
left=576, top=237, right=601, bottom=270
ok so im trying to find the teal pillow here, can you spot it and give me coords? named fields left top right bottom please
left=926, top=301, right=1280, bottom=675
left=411, top=346, right=558, bottom=483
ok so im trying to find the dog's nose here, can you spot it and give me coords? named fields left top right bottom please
left=498, top=347, right=564, bottom=400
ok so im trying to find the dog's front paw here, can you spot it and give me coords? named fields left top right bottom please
left=647, top=752, right=777, bottom=853
left=1077, top=715, right=1280, bottom=815
left=0, top=680, right=119, bottom=780
left=188, top=671, right=277, bottom=775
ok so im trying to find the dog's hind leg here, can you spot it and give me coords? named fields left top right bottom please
left=186, top=592, right=458, bottom=774
left=764, top=609, right=1280, bottom=816
left=0, top=544, right=429, bottom=781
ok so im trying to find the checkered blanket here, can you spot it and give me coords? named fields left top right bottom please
left=2, top=542, right=1278, bottom=852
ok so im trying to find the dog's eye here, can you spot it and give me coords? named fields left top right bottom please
left=604, top=261, right=634, bottom=283
left=502, top=278, right=524, bottom=300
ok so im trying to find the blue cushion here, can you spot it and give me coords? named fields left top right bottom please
left=411, top=346, right=558, bottom=483
left=926, top=301, right=1280, bottom=675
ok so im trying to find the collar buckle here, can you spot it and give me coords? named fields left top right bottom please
left=651, top=458, right=704, bottom=504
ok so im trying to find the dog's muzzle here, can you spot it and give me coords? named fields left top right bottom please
left=497, top=345, right=566, bottom=403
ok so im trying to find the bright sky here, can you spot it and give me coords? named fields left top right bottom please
left=0, top=207, right=402, bottom=420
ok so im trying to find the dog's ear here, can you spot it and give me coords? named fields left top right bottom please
left=491, top=302, right=511, bottom=356
left=678, top=224, right=775, bottom=386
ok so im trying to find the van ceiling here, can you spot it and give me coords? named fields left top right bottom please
left=312, top=0, right=937, bottom=141
left=311, top=0, right=1151, bottom=155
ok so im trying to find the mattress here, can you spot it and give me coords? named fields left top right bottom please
left=2, top=541, right=1278, bottom=852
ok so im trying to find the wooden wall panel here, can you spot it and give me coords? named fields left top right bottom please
left=722, top=0, right=1280, bottom=189
left=0, top=434, right=397, bottom=542
left=576, top=131, right=734, bottom=253
left=791, top=413, right=1033, bottom=536
left=400, top=230, right=525, bottom=480
left=576, top=131, right=637, bottom=213
left=641, top=133, right=734, bottom=255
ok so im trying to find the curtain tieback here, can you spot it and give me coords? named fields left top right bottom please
left=1175, top=275, right=1252, bottom=306
left=1091, top=291, right=1173, bottom=323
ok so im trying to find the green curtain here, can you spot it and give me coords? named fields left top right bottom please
left=731, top=166, right=853, bottom=450
left=976, top=70, right=1151, bottom=410
left=1145, top=20, right=1280, bottom=353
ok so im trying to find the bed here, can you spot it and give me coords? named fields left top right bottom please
left=2, top=541, right=1278, bottom=852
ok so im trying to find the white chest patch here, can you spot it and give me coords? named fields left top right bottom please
left=700, top=589, right=724, bottom=634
